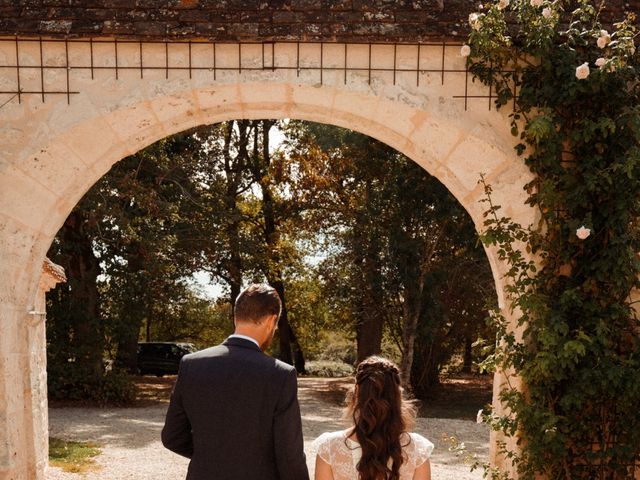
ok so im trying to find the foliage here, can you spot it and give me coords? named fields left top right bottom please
left=48, top=119, right=497, bottom=402
left=49, top=437, right=101, bottom=473
left=284, top=121, right=497, bottom=391
left=47, top=363, right=136, bottom=405
left=304, top=360, right=355, bottom=378
left=465, top=1, right=640, bottom=477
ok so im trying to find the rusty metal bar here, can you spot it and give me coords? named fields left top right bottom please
left=14, top=36, right=20, bottom=103
left=441, top=41, right=446, bottom=85
left=393, top=43, right=397, bottom=85
left=488, top=62, right=492, bottom=111
left=0, top=37, right=465, bottom=48
left=89, top=37, right=94, bottom=79
left=416, top=43, right=420, bottom=87
left=320, top=42, right=323, bottom=85
left=189, top=41, right=192, bottom=79
left=0, top=38, right=502, bottom=111
left=139, top=41, right=144, bottom=79
left=0, top=64, right=470, bottom=75
left=39, top=37, right=44, bottom=102
left=368, top=43, right=371, bottom=85
left=0, top=90, right=78, bottom=94
left=114, top=38, right=118, bottom=80
left=65, top=39, right=70, bottom=104
left=343, top=43, right=347, bottom=85
left=464, top=62, right=469, bottom=111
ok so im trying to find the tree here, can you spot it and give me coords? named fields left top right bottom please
left=284, top=121, right=496, bottom=390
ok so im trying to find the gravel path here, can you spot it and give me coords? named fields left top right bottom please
left=48, top=377, right=488, bottom=479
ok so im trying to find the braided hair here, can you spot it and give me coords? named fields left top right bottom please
left=347, top=356, right=417, bottom=480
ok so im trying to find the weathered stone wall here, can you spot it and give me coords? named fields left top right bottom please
left=0, top=0, right=637, bottom=43
left=0, top=37, right=535, bottom=478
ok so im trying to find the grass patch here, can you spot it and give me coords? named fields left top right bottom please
left=49, top=437, right=101, bottom=473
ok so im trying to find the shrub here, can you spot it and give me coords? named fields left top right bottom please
left=48, top=363, right=137, bottom=405
left=304, top=360, right=355, bottom=378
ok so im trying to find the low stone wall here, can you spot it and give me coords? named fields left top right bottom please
left=1, top=0, right=468, bottom=42
left=1, top=0, right=637, bottom=43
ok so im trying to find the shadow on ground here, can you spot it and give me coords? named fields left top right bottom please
left=47, top=375, right=491, bottom=480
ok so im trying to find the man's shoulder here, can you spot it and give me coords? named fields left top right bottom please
left=181, top=344, right=295, bottom=375
left=180, top=345, right=225, bottom=362
left=272, top=357, right=296, bottom=375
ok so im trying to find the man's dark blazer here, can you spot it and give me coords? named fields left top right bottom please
left=161, top=336, right=309, bottom=480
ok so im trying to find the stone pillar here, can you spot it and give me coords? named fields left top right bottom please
left=0, top=259, right=65, bottom=480
left=32, top=259, right=66, bottom=479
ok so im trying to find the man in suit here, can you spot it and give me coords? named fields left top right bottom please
left=162, top=284, right=309, bottom=480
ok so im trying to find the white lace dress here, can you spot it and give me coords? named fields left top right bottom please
left=312, top=430, right=434, bottom=480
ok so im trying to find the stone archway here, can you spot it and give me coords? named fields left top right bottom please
left=0, top=39, right=535, bottom=479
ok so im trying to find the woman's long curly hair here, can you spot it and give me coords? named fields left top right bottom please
left=346, top=356, right=417, bottom=480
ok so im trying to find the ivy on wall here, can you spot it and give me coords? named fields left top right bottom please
left=464, top=0, right=640, bottom=478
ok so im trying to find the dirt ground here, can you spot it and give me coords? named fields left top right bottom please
left=47, top=375, right=490, bottom=480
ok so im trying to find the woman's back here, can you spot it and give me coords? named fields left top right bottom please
left=313, top=429, right=434, bottom=480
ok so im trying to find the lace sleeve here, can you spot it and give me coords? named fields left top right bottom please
left=311, top=432, right=334, bottom=465
left=411, top=433, right=434, bottom=467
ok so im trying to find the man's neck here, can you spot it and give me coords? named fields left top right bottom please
left=229, top=332, right=260, bottom=348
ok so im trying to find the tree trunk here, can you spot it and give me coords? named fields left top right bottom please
left=115, top=243, right=147, bottom=373
left=410, top=338, right=441, bottom=398
left=399, top=290, right=421, bottom=387
left=221, top=120, right=244, bottom=322
left=355, top=213, right=385, bottom=363
left=399, top=223, right=447, bottom=388
left=254, top=120, right=306, bottom=373
left=61, top=211, right=104, bottom=381
left=462, top=334, right=473, bottom=374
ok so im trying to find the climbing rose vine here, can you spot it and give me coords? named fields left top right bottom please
left=465, top=0, right=640, bottom=479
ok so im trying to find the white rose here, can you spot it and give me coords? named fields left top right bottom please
left=476, top=409, right=484, bottom=424
left=575, top=62, right=590, bottom=80
left=469, top=12, right=482, bottom=30
left=597, top=30, right=611, bottom=49
left=542, top=7, right=552, bottom=18
left=460, top=45, right=471, bottom=57
left=498, top=0, right=510, bottom=10
left=595, top=57, right=606, bottom=67
left=576, top=226, right=591, bottom=240
left=530, top=0, right=543, bottom=7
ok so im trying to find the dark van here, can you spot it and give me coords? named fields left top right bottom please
left=136, top=342, right=198, bottom=376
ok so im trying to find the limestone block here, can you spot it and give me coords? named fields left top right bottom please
left=290, top=82, right=337, bottom=117
left=148, top=90, right=204, bottom=132
left=56, top=115, right=124, bottom=170
left=0, top=165, right=63, bottom=235
left=405, top=116, right=466, bottom=177
left=16, top=142, right=91, bottom=197
left=235, top=82, right=292, bottom=116
left=330, top=89, right=383, bottom=136
left=98, top=101, right=166, bottom=158
left=195, top=85, right=242, bottom=115
left=444, top=126, right=513, bottom=192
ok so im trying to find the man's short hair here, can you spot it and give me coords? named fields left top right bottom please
left=234, top=284, right=282, bottom=324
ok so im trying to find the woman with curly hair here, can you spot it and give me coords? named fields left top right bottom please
left=312, top=356, right=433, bottom=480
